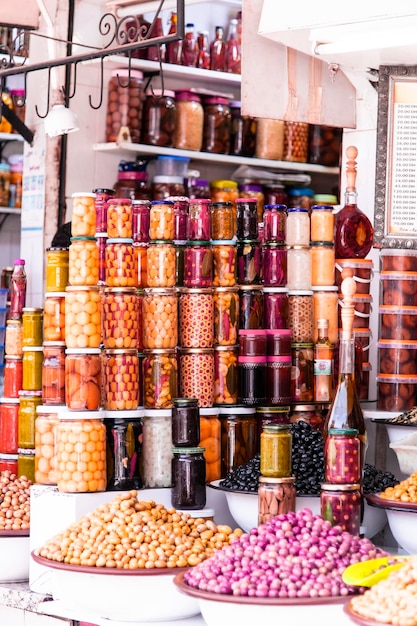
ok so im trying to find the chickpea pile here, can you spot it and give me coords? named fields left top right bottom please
left=37, top=491, right=242, bottom=569
left=380, top=471, right=417, bottom=503
left=350, top=556, right=417, bottom=626
left=0, top=471, right=32, bottom=531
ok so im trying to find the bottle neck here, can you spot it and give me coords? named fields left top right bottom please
left=339, top=337, right=355, bottom=376
left=317, top=326, right=329, bottom=342
left=344, top=187, right=358, bottom=206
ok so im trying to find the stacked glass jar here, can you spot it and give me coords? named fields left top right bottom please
left=321, top=428, right=362, bottom=535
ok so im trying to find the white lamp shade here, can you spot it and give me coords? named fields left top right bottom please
left=44, top=104, right=79, bottom=137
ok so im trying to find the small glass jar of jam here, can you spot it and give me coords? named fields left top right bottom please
left=93, top=188, right=115, bottom=233
left=171, top=447, right=206, bottom=509
left=266, top=354, right=292, bottom=405
left=142, top=287, right=177, bottom=350
left=236, top=198, right=258, bottom=240
left=288, top=290, right=314, bottom=343
left=187, top=198, right=211, bottom=241
left=183, top=242, right=213, bottom=288
left=238, top=352, right=267, bottom=406
left=260, top=423, right=292, bottom=477
left=35, top=405, right=59, bottom=485
left=105, top=238, right=137, bottom=288
left=214, top=345, right=238, bottom=405
left=42, top=342, right=66, bottom=405
left=266, top=328, right=292, bottom=356
left=311, top=242, right=335, bottom=287
left=213, top=287, right=239, bottom=346
left=236, top=240, right=261, bottom=285
left=262, top=243, right=287, bottom=287
left=22, top=346, right=43, bottom=391
left=325, top=428, right=361, bottom=484
left=286, top=208, right=310, bottom=247
left=212, top=241, right=237, bottom=288
left=3, top=356, right=23, bottom=398
left=172, top=397, right=200, bottom=447
left=211, top=201, right=235, bottom=240
left=287, top=246, right=312, bottom=291
left=104, top=348, right=140, bottom=410
left=105, top=408, right=143, bottom=490
left=0, top=397, right=19, bottom=453
left=263, top=287, right=289, bottom=330
left=199, top=407, right=221, bottom=482
left=102, top=287, right=140, bottom=349
left=45, top=248, right=69, bottom=293
left=239, top=285, right=263, bottom=330
left=18, top=390, right=42, bottom=449
left=71, top=192, right=96, bottom=237
left=142, top=408, right=173, bottom=488
left=310, top=205, right=335, bottom=243
left=107, top=198, right=133, bottom=239
left=68, top=237, right=99, bottom=286
left=142, top=89, right=176, bottom=147
left=258, top=476, right=296, bottom=524
left=239, top=328, right=267, bottom=357
left=263, top=204, right=287, bottom=243
left=57, top=411, right=107, bottom=492
left=43, top=292, right=66, bottom=343
left=320, top=483, right=362, bottom=535
left=65, top=348, right=102, bottom=410
left=146, top=241, right=176, bottom=288
left=218, top=406, right=257, bottom=476
left=132, top=199, right=151, bottom=243
left=149, top=200, right=175, bottom=241
left=22, top=307, right=43, bottom=347
left=65, top=286, right=101, bottom=349
left=179, top=288, right=214, bottom=348
left=291, top=342, right=314, bottom=402
left=171, top=196, right=189, bottom=241
left=202, top=96, right=231, bottom=154
left=179, top=348, right=215, bottom=408
left=143, top=349, right=178, bottom=409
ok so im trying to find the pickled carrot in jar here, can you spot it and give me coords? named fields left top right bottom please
left=310, top=205, right=335, bottom=242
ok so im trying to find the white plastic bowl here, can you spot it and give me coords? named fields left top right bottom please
left=389, top=431, right=417, bottom=476
left=32, top=553, right=200, bottom=622
left=385, top=424, right=417, bottom=444
left=0, top=531, right=30, bottom=582
left=386, top=508, right=417, bottom=554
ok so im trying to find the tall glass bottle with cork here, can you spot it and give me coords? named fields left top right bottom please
left=323, top=277, right=367, bottom=473
left=10, top=259, right=27, bottom=320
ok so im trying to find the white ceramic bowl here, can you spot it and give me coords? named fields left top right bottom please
left=385, top=424, right=417, bottom=445
left=174, top=571, right=349, bottom=626
left=361, top=501, right=387, bottom=538
left=366, top=493, right=417, bottom=554
left=389, top=430, right=417, bottom=476
left=0, top=531, right=30, bottom=582
left=31, top=553, right=200, bottom=622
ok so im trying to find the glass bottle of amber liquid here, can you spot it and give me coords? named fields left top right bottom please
left=323, top=278, right=367, bottom=474
left=313, top=318, right=333, bottom=402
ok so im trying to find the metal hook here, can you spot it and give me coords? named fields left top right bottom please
left=117, top=53, right=132, bottom=88
left=64, top=62, right=78, bottom=100
left=35, top=67, right=52, bottom=118
left=88, top=57, right=104, bottom=110
left=149, top=47, right=165, bottom=98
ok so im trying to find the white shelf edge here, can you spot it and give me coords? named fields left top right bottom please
left=0, top=207, right=21, bottom=215
left=93, top=141, right=340, bottom=175
left=0, top=133, right=24, bottom=142
left=107, top=0, right=242, bottom=15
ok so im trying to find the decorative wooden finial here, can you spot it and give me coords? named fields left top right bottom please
left=345, top=145, right=358, bottom=192
left=340, top=276, right=356, bottom=339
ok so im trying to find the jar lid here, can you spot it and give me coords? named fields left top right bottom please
left=132, top=199, right=151, bottom=206
left=321, top=483, right=360, bottom=491
left=185, top=241, right=211, bottom=247
left=150, top=199, right=175, bottom=205
left=0, top=397, right=19, bottom=404
left=173, top=397, right=199, bottom=406
left=210, top=180, right=238, bottom=190
left=22, top=307, right=43, bottom=313
left=105, top=408, right=145, bottom=419
left=199, top=407, right=220, bottom=416
left=103, top=286, right=137, bottom=294
left=43, top=341, right=66, bottom=347
left=44, top=292, right=67, bottom=298
left=217, top=406, right=256, bottom=416
left=236, top=197, right=257, bottom=204
left=108, top=197, right=132, bottom=204
left=175, top=90, right=202, bottom=102
left=310, top=241, right=334, bottom=247
left=291, top=405, right=317, bottom=411
left=0, top=163, right=10, bottom=172
left=259, top=476, right=295, bottom=484
left=171, top=447, right=205, bottom=453
left=257, top=406, right=290, bottom=414
left=287, top=208, right=309, bottom=213
left=377, top=339, right=417, bottom=349
left=144, top=409, right=172, bottom=418
left=239, top=184, right=263, bottom=192
left=311, top=204, right=335, bottom=211
left=203, top=96, right=229, bottom=105
left=65, top=348, right=101, bottom=355
left=262, top=287, right=288, bottom=294
left=92, top=188, right=115, bottom=194
left=292, top=342, right=314, bottom=348
left=143, top=287, right=177, bottom=296
left=106, top=238, right=134, bottom=244
left=288, top=188, right=314, bottom=197
left=46, top=247, right=68, bottom=253
left=22, top=346, right=43, bottom=352
left=288, top=290, right=313, bottom=296
left=18, top=448, right=35, bottom=456
left=328, top=428, right=359, bottom=435
left=239, top=329, right=267, bottom=336
left=143, top=348, right=176, bottom=354
left=213, top=286, right=239, bottom=293
left=18, top=390, right=43, bottom=397
left=179, top=347, right=214, bottom=354
left=179, top=287, right=213, bottom=294
left=60, top=410, right=103, bottom=420
left=214, top=345, right=238, bottom=352
left=153, top=176, right=184, bottom=184
left=262, top=423, right=290, bottom=431
left=264, top=204, right=287, bottom=211
left=189, top=198, right=211, bottom=205
left=210, top=239, right=236, bottom=246
left=36, top=404, right=65, bottom=415
left=0, top=453, right=18, bottom=460
left=311, top=286, right=338, bottom=292
left=72, top=192, right=96, bottom=198
left=4, top=355, right=22, bottom=361
left=210, top=201, right=233, bottom=208
left=105, top=348, right=139, bottom=354
left=265, top=329, right=292, bottom=336
left=65, top=285, right=100, bottom=292
left=238, top=284, right=263, bottom=291
left=336, top=259, right=374, bottom=267
left=229, top=100, right=241, bottom=108
left=148, top=240, right=174, bottom=245
left=313, top=195, right=338, bottom=204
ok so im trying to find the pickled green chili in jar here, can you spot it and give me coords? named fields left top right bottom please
left=260, top=423, right=292, bottom=478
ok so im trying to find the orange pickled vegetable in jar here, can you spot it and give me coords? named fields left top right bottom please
left=105, top=238, right=137, bottom=287
left=22, top=346, right=43, bottom=391
left=312, top=286, right=339, bottom=344
left=104, top=348, right=140, bottom=410
left=143, top=349, right=178, bottom=409
left=43, top=292, right=66, bottom=342
left=142, top=288, right=178, bottom=349
left=18, top=390, right=42, bottom=449
left=102, top=287, right=139, bottom=349
left=22, top=307, right=43, bottom=346
left=146, top=241, right=176, bottom=288
left=310, top=205, right=335, bottom=243
left=5, top=319, right=23, bottom=356
left=42, top=342, right=66, bottom=405
left=0, top=398, right=19, bottom=453
left=71, top=192, right=96, bottom=237
left=68, top=237, right=99, bottom=286
left=4, top=356, right=23, bottom=398
left=149, top=200, right=175, bottom=241
left=133, top=243, right=147, bottom=288
left=35, top=405, right=59, bottom=485
left=311, top=242, right=335, bottom=287
left=107, top=198, right=133, bottom=239
left=65, top=286, right=101, bottom=348
left=65, top=348, right=102, bottom=410
left=199, top=407, right=221, bottom=482
left=56, top=411, right=107, bottom=492
left=45, top=248, right=69, bottom=292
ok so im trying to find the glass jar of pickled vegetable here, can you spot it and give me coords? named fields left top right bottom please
left=142, top=287, right=177, bottom=350
left=42, top=342, right=66, bottom=405
left=214, top=345, right=238, bottom=405
left=211, top=201, right=234, bottom=240
left=291, top=342, right=314, bottom=402
left=104, top=348, right=139, bottom=410
left=146, top=241, right=176, bottom=288
left=93, top=188, right=115, bottom=233
left=18, top=390, right=42, bottom=449
left=4, top=356, right=23, bottom=398
left=5, top=319, right=23, bottom=357
left=188, top=198, right=211, bottom=241
left=262, top=243, right=287, bottom=287
left=143, top=349, right=178, bottom=409
left=22, top=307, right=43, bottom=346
left=260, top=423, right=292, bottom=477
left=43, top=292, right=66, bottom=343
left=213, top=287, right=239, bottom=346
left=149, top=200, right=175, bottom=241
left=102, top=287, right=140, bottom=349
left=105, top=408, right=143, bottom=490
left=179, top=348, right=214, bottom=408
left=172, top=397, right=200, bottom=447
left=239, top=285, right=263, bottom=330
left=266, top=354, right=292, bottom=405
left=56, top=411, right=107, bottom=492
left=212, top=240, right=237, bottom=288
left=199, top=407, right=221, bottom=482
left=142, top=408, right=173, bottom=487
left=286, top=208, right=310, bottom=247
left=263, top=287, right=289, bottom=330
left=22, top=346, right=43, bottom=391
left=263, top=204, right=287, bottom=243
left=179, top=288, right=214, bottom=348
left=258, top=476, right=296, bottom=524
left=64, top=286, right=101, bottom=349
left=0, top=397, right=19, bottom=453
left=218, top=406, right=257, bottom=476
left=324, top=428, right=361, bottom=484
left=17, top=448, right=35, bottom=482
left=236, top=240, right=261, bottom=285
left=236, top=198, right=258, bottom=240
left=65, top=348, right=102, bottom=410
left=132, top=199, right=151, bottom=244
left=45, top=248, right=69, bottom=292
left=68, top=237, right=99, bottom=286
left=105, top=238, right=137, bottom=288
left=320, top=483, right=362, bottom=535
left=171, top=447, right=206, bottom=509
left=35, top=405, right=60, bottom=485
left=183, top=242, right=213, bottom=288
left=107, top=198, right=133, bottom=239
